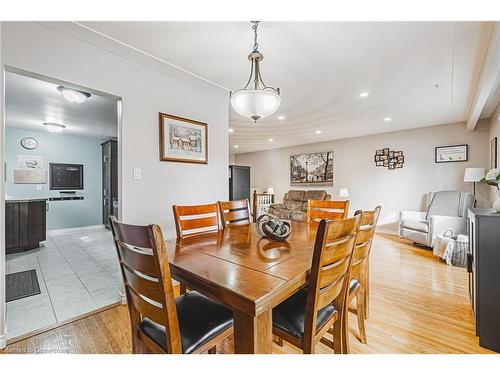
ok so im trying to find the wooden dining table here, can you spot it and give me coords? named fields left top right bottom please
left=165, top=220, right=319, bottom=354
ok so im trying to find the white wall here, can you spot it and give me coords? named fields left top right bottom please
left=2, top=22, right=229, bottom=235
left=488, top=103, right=500, bottom=205
left=0, top=22, right=229, bottom=345
left=235, top=121, right=490, bottom=233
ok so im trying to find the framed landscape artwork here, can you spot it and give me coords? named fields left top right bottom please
left=159, top=113, right=208, bottom=164
left=491, top=137, right=497, bottom=169
left=435, top=144, right=468, bottom=163
left=290, top=151, right=333, bottom=186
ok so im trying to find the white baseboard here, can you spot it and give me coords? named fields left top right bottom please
left=47, top=224, right=106, bottom=235
left=0, top=334, right=6, bottom=349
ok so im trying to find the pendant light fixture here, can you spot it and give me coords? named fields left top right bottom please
left=230, top=21, right=281, bottom=123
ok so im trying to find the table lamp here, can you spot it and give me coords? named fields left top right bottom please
left=339, top=188, right=349, bottom=199
left=266, top=187, right=274, bottom=195
left=464, top=167, right=485, bottom=195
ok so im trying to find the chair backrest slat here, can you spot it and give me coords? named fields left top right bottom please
left=350, top=206, right=381, bottom=282
left=219, top=199, right=251, bottom=228
left=173, top=203, right=220, bottom=238
left=109, top=216, right=182, bottom=353
left=116, top=241, right=158, bottom=277
left=307, top=200, right=349, bottom=223
left=303, top=215, right=361, bottom=348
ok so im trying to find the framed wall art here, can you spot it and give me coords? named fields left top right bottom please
left=290, top=151, right=333, bottom=186
left=491, top=137, right=497, bottom=169
left=374, top=148, right=404, bottom=170
left=159, top=112, right=208, bottom=164
left=435, top=144, right=468, bottom=163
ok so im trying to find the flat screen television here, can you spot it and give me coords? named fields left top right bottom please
left=49, top=163, right=84, bottom=190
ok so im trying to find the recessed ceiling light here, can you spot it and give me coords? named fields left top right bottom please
left=278, top=116, right=285, bottom=120
left=359, top=92, right=369, bottom=98
left=57, top=86, right=91, bottom=104
left=315, top=130, right=322, bottom=135
left=234, top=145, right=239, bottom=148
left=268, top=138, right=274, bottom=142
left=43, top=122, right=66, bottom=133
left=228, top=128, right=234, bottom=133
left=384, top=117, right=392, bottom=122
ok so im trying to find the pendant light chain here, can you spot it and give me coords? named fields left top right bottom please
left=252, top=21, right=259, bottom=52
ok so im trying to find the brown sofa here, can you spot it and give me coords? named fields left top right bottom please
left=268, top=190, right=331, bottom=221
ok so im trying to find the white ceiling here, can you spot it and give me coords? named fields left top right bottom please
left=5, top=70, right=118, bottom=139
left=46, top=22, right=500, bottom=152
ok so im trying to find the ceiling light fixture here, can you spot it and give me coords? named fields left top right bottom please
left=228, top=128, right=234, bottom=133
left=278, top=115, right=285, bottom=120
left=384, top=117, right=392, bottom=122
left=315, top=130, right=322, bottom=134
left=268, top=138, right=274, bottom=142
left=359, top=92, right=369, bottom=98
left=230, top=21, right=281, bottom=123
left=43, top=122, right=66, bottom=133
left=57, top=86, right=91, bottom=104
left=234, top=145, right=240, bottom=148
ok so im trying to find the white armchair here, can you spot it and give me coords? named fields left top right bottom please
left=398, top=191, right=475, bottom=247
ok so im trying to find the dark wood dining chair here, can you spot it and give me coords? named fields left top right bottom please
left=306, top=200, right=350, bottom=223
left=343, top=206, right=381, bottom=347
left=218, top=199, right=251, bottom=228
left=109, top=216, right=233, bottom=354
left=272, top=215, right=361, bottom=354
left=172, top=203, right=221, bottom=238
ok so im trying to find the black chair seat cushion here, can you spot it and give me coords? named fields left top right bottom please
left=139, top=291, right=233, bottom=354
left=272, top=287, right=336, bottom=340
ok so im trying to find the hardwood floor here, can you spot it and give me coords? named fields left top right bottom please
left=1, top=234, right=492, bottom=354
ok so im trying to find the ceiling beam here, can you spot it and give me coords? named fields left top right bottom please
left=467, top=22, right=500, bottom=130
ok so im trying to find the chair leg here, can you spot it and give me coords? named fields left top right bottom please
left=208, top=346, right=217, bottom=354
left=342, top=309, right=350, bottom=354
left=132, top=333, right=149, bottom=354
left=179, top=283, right=187, bottom=295
left=274, top=335, right=284, bottom=347
left=356, top=292, right=367, bottom=344
left=364, top=266, right=370, bottom=318
left=332, top=319, right=343, bottom=354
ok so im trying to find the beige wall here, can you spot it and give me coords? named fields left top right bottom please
left=235, top=121, right=490, bottom=233
left=488, top=103, right=500, bottom=205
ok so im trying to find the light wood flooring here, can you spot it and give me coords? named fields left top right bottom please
left=1, top=234, right=493, bottom=354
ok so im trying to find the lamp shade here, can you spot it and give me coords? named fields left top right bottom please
left=267, top=187, right=274, bottom=195
left=230, top=89, right=281, bottom=122
left=339, top=188, right=349, bottom=198
left=464, top=168, right=485, bottom=182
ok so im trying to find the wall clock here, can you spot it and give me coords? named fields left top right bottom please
left=20, top=137, right=38, bottom=150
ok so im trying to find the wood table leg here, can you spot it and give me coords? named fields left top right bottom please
left=233, top=309, right=273, bottom=354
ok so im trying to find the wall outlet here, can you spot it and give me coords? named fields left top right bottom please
left=36, top=184, right=42, bottom=191
left=133, top=168, right=142, bottom=180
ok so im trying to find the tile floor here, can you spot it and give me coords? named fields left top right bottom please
left=6, top=225, right=123, bottom=340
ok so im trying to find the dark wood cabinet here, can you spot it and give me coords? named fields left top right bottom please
left=5, top=199, right=47, bottom=255
left=467, top=208, right=500, bottom=352
left=102, top=139, right=118, bottom=229
left=229, top=165, right=250, bottom=201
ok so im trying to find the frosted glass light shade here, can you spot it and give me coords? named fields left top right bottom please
left=231, top=88, right=281, bottom=121
left=464, top=168, right=485, bottom=182
left=57, top=86, right=90, bottom=104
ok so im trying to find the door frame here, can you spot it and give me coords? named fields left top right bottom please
left=0, top=63, right=124, bottom=348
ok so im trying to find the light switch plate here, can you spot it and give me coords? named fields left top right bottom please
left=133, top=168, right=142, bottom=180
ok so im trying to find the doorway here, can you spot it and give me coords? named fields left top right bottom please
left=2, top=67, right=123, bottom=343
